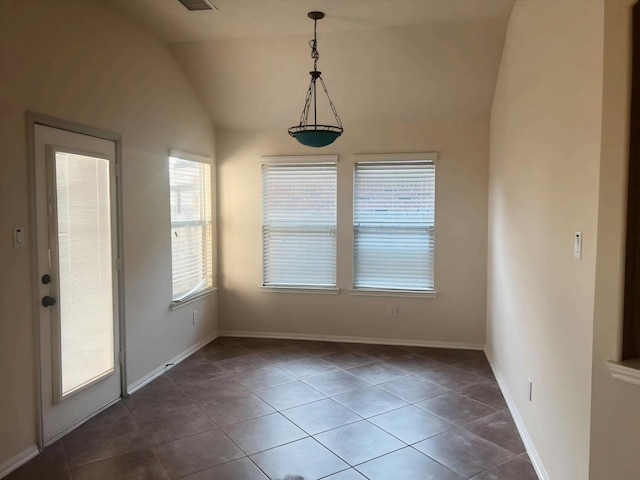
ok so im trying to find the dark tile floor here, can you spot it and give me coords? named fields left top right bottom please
left=7, top=337, right=539, bottom=480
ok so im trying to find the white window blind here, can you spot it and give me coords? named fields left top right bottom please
left=53, top=151, right=115, bottom=396
left=262, top=157, right=337, bottom=288
left=169, top=153, right=213, bottom=302
left=354, top=160, right=436, bottom=291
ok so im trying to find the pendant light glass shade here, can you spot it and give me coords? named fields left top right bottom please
left=289, top=126, right=342, bottom=148
left=288, top=12, right=343, bottom=148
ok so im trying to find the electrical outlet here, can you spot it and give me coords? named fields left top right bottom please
left=388, top=305, right=397, bottom=317
left=192, top=310, right=198, bottom=325
left=528, top=379, right=533, bottom=401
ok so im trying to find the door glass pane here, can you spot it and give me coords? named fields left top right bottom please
left=55, top=152, right=114, bottom=397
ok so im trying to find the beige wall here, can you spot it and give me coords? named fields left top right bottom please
left=217, top=119, right=489, bottom=346
left=487, top=1, right=604, bottom=479
left=0, top=0, right=217, bottom=466
left=589, top=1, right=640, bottom=479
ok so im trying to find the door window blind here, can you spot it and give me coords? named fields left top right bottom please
left=53, top=152, right=115, bottom=396
left=169, top=154, right=213, bottom=302
left=262, top=159, right=337, bottom=288
left=354, top=161, right=435, bottom=291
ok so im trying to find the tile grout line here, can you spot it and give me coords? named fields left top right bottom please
left=26, top=338, right=522, bottom=480
left=125, top=372, right=240, bottom=479
left=59, top=438, right=74, bottom=480
left=200, top=343, right=409, bottom=476
left=160, top=355, right=286, bottom=478
left=66, top=404, right=151, bottom=473
left=466, top=452, right=530, bottom=479
left=202, top=342, right=509, bottom=456
left=405, top=444, right=467, bottom=479
left=148, top=448, right=172, bottom=480
left=180, top=339, right=510, bottom=465
left=202, top=338, right=519, bottom=479
left=119, top=400, right=173, bottom=480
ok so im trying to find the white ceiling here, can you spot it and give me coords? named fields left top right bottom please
left=104, top=0, right=515, bottom=130
left=105, top=0, right=515, bottom=43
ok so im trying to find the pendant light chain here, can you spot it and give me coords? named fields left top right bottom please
left=299, top=79, right=313, bottom=127
left=313, top=18, right=343, bottom=129
left=320, top=77, right=343, bottom=128
left=311, top=18, right=319, bottom=71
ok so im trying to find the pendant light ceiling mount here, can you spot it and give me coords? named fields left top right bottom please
left=288, top=11, right=343, bottom=148
left=307, top=11, right=324, bottom=21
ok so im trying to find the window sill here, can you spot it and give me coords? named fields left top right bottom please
left=170, top=287, right=217, bottom=311
left=260, top=286, right=340, bottom=295
left=606, top=359, right=640, bottom=386
left=350, top=289, right=437, bottom=299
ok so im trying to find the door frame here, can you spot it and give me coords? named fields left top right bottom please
left=26, top=112, right=127, bottom=451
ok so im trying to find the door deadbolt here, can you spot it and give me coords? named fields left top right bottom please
left=41, top=296, right=56, bottom=307
left=41, top=274, right=51, bottom=285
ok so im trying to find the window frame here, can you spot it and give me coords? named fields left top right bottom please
left=168, top=149, right=215, bottom=309
left=351, top=152, right=438, bottom=297
left=621, top=2, right=640, bottom=362
left=260, top=155, right=338, bottom=292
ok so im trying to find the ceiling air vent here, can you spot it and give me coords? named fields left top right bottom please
left=178, top=0, right=218, bottom=11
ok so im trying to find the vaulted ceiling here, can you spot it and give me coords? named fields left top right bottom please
left=104, top=0, right=515, bottom=129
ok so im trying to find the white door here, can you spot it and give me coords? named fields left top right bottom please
left=34, top=124, right=122, bottom=445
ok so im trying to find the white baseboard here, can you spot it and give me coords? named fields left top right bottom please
left=218, top=330, right=484, bottom=351
left=127, top=332, right=218, bottom=395
left=486, top=354, right=549, bottom=480
left=0, top=444, right=39, bottom=479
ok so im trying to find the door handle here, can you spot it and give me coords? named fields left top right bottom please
left=42, top=296, right=56, bottom=307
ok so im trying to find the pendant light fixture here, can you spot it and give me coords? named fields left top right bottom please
left=288, top=11, right=343, bottom=148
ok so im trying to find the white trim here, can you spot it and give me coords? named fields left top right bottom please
left=260, top=155, right=338, bottom=165
left=350, top=289, right=437, bottom=299
left=354, top=152, right=438, bottom=163
left=126, top=332, right=218, bottom=395
left=218, top=330, right=483, bottom=351
left=169, top=149, right=212, bottom=164
left=0, top=445, right=39, bottom=480
left=606, top=360, right=640, bottom=385
left=170, top=287, right=217, bottom=311
left=486, top=355, right=548, bottom=480
left=260, top=286, right=340, bottom=295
